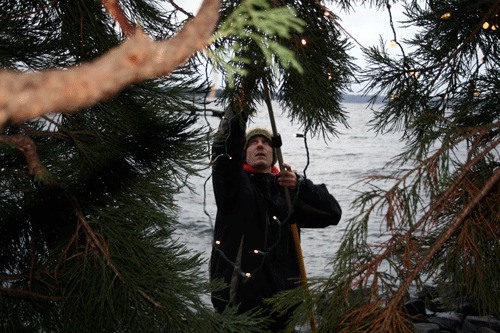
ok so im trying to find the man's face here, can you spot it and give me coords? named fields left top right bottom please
left=245, top=135, right=274, bottom=173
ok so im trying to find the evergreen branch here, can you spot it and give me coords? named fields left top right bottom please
left=0, top=0, right=58, bottom=20
left=353, top=128, right=499, bottom=236
left=417, top=1, right=500, bottom=75
left=15, top=120, right=80, bottom=140
left=0, top=287, right=62, bottom=301
left=416, top=2, right=500, bottom=101
left=341, top=130, right=499, bottom=296
left=390, top=167, right=500, bottom=307
left=353, top=136, right=498, bottom=322
left=407, top=135, right=499, bottom=232
left=100, top=0, right=135, bottom=37
left=341, top=302, right=413, bottom=333
left=137, top=289, right=164, bottom=309
left=0, top=0, right=221, bottom=128
left=72, top=200, right=164, bottom=309
left=0, top=135, right=57, bottom=186
left=56, top=223, right=83, bottom=276
left=208, top=0, right=304, bottom=87
left=334, top=150, right=499, bottom=330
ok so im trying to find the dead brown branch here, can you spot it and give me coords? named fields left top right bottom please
left=391, top=167, right=500, bottom=307
left=72, top=199, right=164, bottom=309
left=0, top=0, right=221, bottom=128
left=0, top=134, right=56, bottom=186
left=100, top=0, right=135, bottom=37
left=342, top=131, right=499, bottom=328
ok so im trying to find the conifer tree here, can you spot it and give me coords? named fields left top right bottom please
left=261, top=1, right=499, bottom=332
left=1, top=0, right=336, bottom=331
left=1, top=0, right=498, bottom=332
left=0, top=0, right=270, bottom=332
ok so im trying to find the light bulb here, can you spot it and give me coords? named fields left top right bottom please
left=408, top=69, right=419, bottom=78
left=441, top=12, right=451, bottom=19
left=301, top=38, right=307, bottom=46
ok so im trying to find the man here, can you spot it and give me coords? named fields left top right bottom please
left=210, top=106, right=342, bottom=331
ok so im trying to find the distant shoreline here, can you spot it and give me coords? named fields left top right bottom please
left=205, top=89, right=385, bottom=104
left=341, top=94, right=385, bottom=104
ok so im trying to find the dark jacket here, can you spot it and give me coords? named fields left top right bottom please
left=210, top=108, right=342, bottom=314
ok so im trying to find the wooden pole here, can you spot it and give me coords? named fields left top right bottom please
left=262, top=79, right=317, bottom=332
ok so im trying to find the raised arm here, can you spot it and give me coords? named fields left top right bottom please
left=211, top=106, right=248, bottom=209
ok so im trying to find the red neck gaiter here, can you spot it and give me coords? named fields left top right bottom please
left=243, top=163, right=279, bottom=174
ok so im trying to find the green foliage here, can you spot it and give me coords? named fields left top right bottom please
left=3, top=0, right=342, bottom=330
left=278, top=1, right=356, bottom=137
left=304, top=0, right=499, bottom=331
left=1, top=0, right=497, bottom=332
left=0, top=1, right=265, bottom=331
left=208, top=0, right=305, bottom=88
left=214, top=0, right=355, bottom=138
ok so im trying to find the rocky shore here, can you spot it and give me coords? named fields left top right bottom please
left=405, top=285, right=499, bottom=333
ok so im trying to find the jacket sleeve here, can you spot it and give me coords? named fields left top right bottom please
left=294, top=176, right=342, bottom=228
left=211, top=107, right=248, bottom=210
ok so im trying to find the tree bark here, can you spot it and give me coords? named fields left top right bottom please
left=0, top=0, right=221, bottom=128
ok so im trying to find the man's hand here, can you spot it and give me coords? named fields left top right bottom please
left=277, top=163, right=298, bottom=189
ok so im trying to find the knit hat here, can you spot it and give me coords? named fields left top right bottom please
left=245, top=127, right=277, bottom=165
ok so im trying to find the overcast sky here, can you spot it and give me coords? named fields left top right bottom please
left=170, top=1, right=415, bottom=92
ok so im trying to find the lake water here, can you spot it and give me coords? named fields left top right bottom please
left=174, top=100, right=404, bottom=283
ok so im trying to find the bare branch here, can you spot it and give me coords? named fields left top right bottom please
left=100, top=0, right=135, bottom=37
left=167, top=0, right=195, bottom=19
left=0, top=0, right=221, bottom=128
